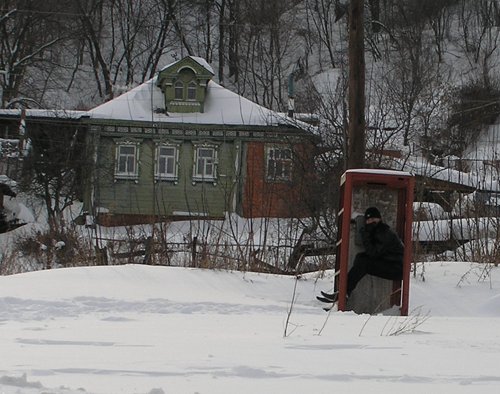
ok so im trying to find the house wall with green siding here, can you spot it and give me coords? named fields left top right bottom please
left=94, top=136, right=238, bottom=218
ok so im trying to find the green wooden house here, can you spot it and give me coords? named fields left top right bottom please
left=84, top=56, right=317, bottom=225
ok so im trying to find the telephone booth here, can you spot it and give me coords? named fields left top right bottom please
left=335, top=169, right=414, bottom=315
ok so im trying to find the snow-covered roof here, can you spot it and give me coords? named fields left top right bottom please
left=0, top=57, right=315, bottom=133
left=0, top=175, right=17, bottom=196
left=385, top=156, right=500, bottom=192
left=86, top=78, right=314, bottom=131
left=345, top=168, right=413, bottom=177
left=0, top=175, right=16, bottom=187
left=0, top=109, right=86, bottom=119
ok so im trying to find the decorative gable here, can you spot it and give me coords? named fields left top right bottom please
left=156, top=56, right=215, bottom=114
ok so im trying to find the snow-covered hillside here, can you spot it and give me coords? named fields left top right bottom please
left=0, top=262, right=499, bottom=393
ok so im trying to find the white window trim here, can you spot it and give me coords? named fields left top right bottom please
left=155, top=142, right=180, bottom=182
left=265, top=145, right=293, bottom=182
left=115, top=140, right=140, bottom=181
left=192, top=144, right=218, bottom=183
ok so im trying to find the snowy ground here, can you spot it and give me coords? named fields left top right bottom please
left=0, top=262, right=499, bottom=394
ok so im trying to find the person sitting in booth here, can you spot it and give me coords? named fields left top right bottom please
left=319, top=207, right=404, bottom=303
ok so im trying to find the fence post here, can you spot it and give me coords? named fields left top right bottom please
left=192, top=236, right=197, bottom=267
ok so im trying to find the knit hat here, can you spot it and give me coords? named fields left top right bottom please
left=364, top=207, right=381, bottom=220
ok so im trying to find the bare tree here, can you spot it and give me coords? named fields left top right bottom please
left=72, top=0, right=115, bottom=100
left=305, top=0, right=347, bottom=69
left=426, top=1, right=454, bottom=63
left=0, top=1, right=72, bottom=108
left=456, top=0, right=500, bottom=81
left=112, top=0, right=147, bottom=86
left=373, top=1, right=447, bottom=147
left=22, top=119, right=89, bottom=232
left=233, top=0, right=304, bottom=109
left=140, top=0, right=182, bottom=81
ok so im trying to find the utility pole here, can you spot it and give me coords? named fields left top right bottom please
left=347, top=0, right=366, bottom=169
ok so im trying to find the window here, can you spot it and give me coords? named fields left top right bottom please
left=266, top=146, right=292, bottom=182
left=187, top=81, right=197, bottom=100
left=174, top=80, right=197, bottom=101
left=156, top=144, right=178, bottom=181
left=193, top=146, right=217, bottom=181
left=115, top=143, right=139, bottom=179
left=174, top=81, right=184, bottom=99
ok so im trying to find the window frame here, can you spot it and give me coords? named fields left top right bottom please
left=174, top=81, right=184, bottom=100
left=115, top=140, right=140, bottom=181
left=155, top=143, right=180, bottom=182
left=265, top=145, right=293, bottom=182
left=192, top=144, right=218, bottom=183
left=187, top=81, right=197, bottom=100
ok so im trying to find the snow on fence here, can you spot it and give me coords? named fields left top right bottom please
left=413, top=217, right=500, bottom=242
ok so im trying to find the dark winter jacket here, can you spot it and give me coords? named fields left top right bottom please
left=361, top=221, right=404, bottom=263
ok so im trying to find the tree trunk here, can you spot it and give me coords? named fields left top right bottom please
left=218, top=0, right=226, bottom=84
left=228, top=0, right=239, bottom=81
